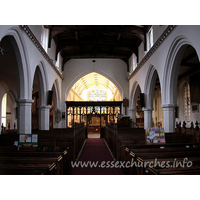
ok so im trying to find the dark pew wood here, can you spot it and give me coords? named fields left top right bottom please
left=0, top=156, right=63, bottom=175
left=126, top=145, right=200, bottom=175
left=0, top=164, right=57, bottom=175
left=0, top=150, right=69, bottom=175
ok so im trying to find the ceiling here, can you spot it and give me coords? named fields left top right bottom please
left=44, top=25, right=151, bottom=70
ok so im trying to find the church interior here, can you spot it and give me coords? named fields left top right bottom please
left=0, top=19, right=199, bottom=199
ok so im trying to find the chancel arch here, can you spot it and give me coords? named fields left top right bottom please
left=65, top=69, right=123, bottom=102
left=66, top=72, right=122, bottom=135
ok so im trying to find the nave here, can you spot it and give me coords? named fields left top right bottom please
left=1, top=121, right=200, bottom=175
left=70, top=138, right=123, bottom=175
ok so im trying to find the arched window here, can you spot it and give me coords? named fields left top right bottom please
left=129, top=53, right=137, bottom=72
left=1, top=93, right=7, bottom=127
left=88, top=90, right=106, bottom=101
left=146, top=27, right=153, bottom=51
left=184, top=82, right=191, bottom=122
left=41, top=26, right=49, bottom=52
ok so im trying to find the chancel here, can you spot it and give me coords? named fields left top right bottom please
left=1, top=25, right=200, bottom=175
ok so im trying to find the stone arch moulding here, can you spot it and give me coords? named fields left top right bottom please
left=2, top=27, right=31, bottom=99
left=129, top=81, right=141, bottom=110
left=162, top=35, right=193, bottom=106
left=144, top=65, right=160, bottom=109
left=33, top=62, right=49, bottom=106
left=51, top=79, right=61, bottom=109
left=65, top=69, right=124, bottom=101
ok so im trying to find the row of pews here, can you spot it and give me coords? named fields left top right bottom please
left=0, top=124, right=86, bottom=175
left=0, top=148, right=68, bottom=175
left=124, top=144, right=200, bottom=175
left=104, top=124, right=200, bottom=175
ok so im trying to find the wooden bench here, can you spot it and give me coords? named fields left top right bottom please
left=0, top=164, right=57, bottom=175
left=0, top=150, right=69, bottom=175
left=125, top=145, right=200, bottom=175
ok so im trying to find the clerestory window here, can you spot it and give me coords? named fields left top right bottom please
left=146, top=27, right=154, bottom=51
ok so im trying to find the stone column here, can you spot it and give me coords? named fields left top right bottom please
left=143, top=108, right=153, bottom=129
left=161, top=104, right=176, bottom=133
left=129, top=109, right=136, bottom=123
left=16, top=99, right=34, bottom=134
left=39, top=105, right=51, bottom=130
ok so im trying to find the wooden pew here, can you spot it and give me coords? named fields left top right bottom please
left=32, top=125, right=86, bottom=161
left=0, top=156, right=63, bottom=175
left=104, top=126, right=146, bottom=160
left=0, top=164, right=57, bottom=175
left=0, top=150, right=69, bottom=175
left=126, top=145, right=200, bottom=175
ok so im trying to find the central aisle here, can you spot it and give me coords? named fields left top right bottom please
left=70, top=138, right=123, bottom=175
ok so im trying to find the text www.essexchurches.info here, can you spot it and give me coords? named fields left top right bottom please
left=71, top=158, right=193, bottom=168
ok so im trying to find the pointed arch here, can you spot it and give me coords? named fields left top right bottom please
left=129, top=81, right=142, bottom=110
left=1, top=27, right=31, bottom=99
left=32, top=62, right=48, bottom=106
left=144, top=65, right=160, bottom=109
left=65, top=69, right=124, bottom=101
left=162, top=36, right=193, bottom=105
left=51, top=78, right=60, bottom=109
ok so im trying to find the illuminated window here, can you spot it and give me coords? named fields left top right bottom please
left=89, top=90, right=106, bottom=101
left=55, top=52, right=61, bottom=69
left=184, top=82, right=190, bottom=122
left=41, top=26, right=49, bottom=52
left=146, top=27, right=153, bottom=51
left=1, top=93, right=7, bottom=127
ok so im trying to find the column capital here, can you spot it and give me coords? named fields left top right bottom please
left=39, top=105, right=51, bottom=110
left=129, top=108, right=136, bottom=112
left=16, top=99, right=34, bottom=104
left=161, top=104, right=177, bottom=108
left=142, top=108, right=153, bottom=112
